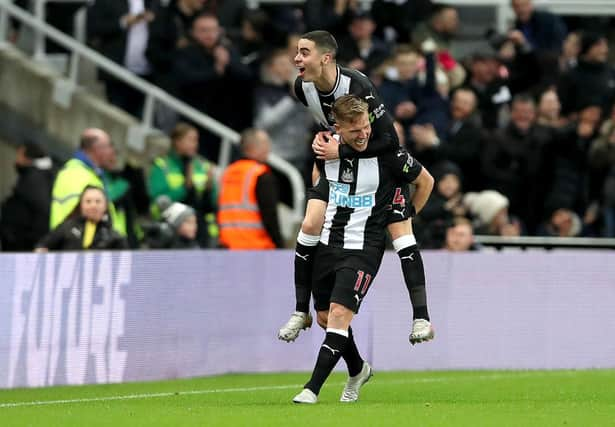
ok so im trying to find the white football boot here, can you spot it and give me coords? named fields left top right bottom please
left=293, top=388, right=318, bottom=404
left=409, top=319, right=435, bottom=345
left=340, top=361, right=373, bottom=402
left=278, top=311, right=313, bottom=342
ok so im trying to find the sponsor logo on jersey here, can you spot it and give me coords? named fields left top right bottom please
left=329, top=182, right=375, bottom=208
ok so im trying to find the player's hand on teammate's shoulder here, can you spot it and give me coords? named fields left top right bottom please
left=312, top=131, right=339, bottom=160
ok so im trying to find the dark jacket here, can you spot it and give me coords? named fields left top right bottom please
left=557, top=60, right=615, bottom=115
left=514, top=10, right=567, bottom=54
left=86, top=0, right=154, bottom=76
left=145, top=0, right=200, bottom=90
left=336, top=36, right=391, bottom=77
left=173, top=40, right=253, bottom=131
left=36, top=216, right=128, bottom=251
left=0, top=162, right=55, bottom=251
left=482, top=123, right=553, bottom=231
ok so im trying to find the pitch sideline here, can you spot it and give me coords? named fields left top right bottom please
left=0, top=371, right=579, bottom=409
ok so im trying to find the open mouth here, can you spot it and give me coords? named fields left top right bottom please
left=298, top=67, right=306, bottom=77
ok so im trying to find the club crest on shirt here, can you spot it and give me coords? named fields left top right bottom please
left=341, top=167, right=354, bottom=183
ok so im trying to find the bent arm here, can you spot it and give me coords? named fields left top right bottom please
left=410, top=167, right=434, bottom=214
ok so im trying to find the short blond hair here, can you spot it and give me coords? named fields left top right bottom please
left=332, top=94, right=368, bottom=124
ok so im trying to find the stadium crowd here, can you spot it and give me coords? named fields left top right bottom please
left=1, top=0, right=615, bottom=251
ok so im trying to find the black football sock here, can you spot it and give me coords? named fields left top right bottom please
left=341, top=327, right=364, bottom=377
left=305, top=329, right=348, bottom=395
left=294, top=231, right=319, bottom=313
left=394, top=236, right=430, bottom=321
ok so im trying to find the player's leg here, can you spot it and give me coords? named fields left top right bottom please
left=278, top=197, right=327, bottom=342
left=313, top=303, right=364, bottom=379
left=294, top=259, right=338, bottom=404
left=299, top=303, right=353, bottom=399
left=387, top=216, right=434, bottom=345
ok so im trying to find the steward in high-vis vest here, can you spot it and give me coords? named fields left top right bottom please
left=148, top=123, right=218, bottom=247
left=218, top=128, right=284, bottom=249
left=50, top=128, right=124, bottom=235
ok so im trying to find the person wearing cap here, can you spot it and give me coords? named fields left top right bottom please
left=217, top=128, right=284, bottom=249
left=144, top=196, right=199, bottom=249
left=463, top=190, right=521, bottom=236
left=1, top=142, right=56, bottom=251
left=557, top=32, right=615, bottom=117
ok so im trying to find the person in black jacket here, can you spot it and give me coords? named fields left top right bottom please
left=146, top=0, right=206, bottom=92
left=86, top=0, right=156, bottom=117
left=1, top=143, right=55, bottom=251
left=35, top=186, right=127, bottom=252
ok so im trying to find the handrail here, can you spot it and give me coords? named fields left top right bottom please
left=0, top=0, right=306, bottom=225
left=474, top=235, right=615, bottom=249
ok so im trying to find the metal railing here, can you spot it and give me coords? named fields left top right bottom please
left=475, top=235, right=615, bottom=250
left=0, top=0, right=306, bottom=225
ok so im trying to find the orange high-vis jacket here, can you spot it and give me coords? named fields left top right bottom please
left=218, top=159, right=277, bottom=250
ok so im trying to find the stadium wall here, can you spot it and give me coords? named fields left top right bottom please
left=0, top=250, right=614, bottom=389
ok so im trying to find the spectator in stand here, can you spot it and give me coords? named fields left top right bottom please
left=415, top=161, right=466, bottom=248
left=303, top=0, right=358, bottom=38
left=86, top=0, right=155, bottom=118
left=0, top=142, right=55, bottom=252
left=50, top=128, right=123, bottom=236
left=218, top=129, right=284, bottom=249
left=149, top=122, right=218, bottom=248
left=253, top=49, right=314, bottom=174
left=411, top=4, right=465, bottom=88
left=411, top=4, right=458, bottom=54
left=407, top=87, right=483, bottom=191
left=173, top=13, right=253, bottom=160
left=536, top=88, right=567, bottom=129
left=464, top=190, right=522, bottom=236
left=35, top=186, right=128, bottom=252
left=465, top=52, right=513, bottom=130
left=336, top=11, right=391, bottom=78
left=203, top=0, right=247, bottom=42
left=489, top=29, right=543, bottom=95
left=588, top=104, right=615, bottom=236
left=379, top=44, right=421, bottom=135
left=558, top=32, right=615, bottom=118
left=370, top=0, right=434, bottom=44
left=511, top=0, right=566, bottom=80
left=233, top=9, right=270, bottom=74
left=511, top=0, right=567, bottom=55
left=537, top=208, right=585, bottom=238
left=100, top=144, right=143, bottom=248
left=544, top=104, right=603, bottom=228
left=143, top=196, right=199, bottom=249
left=444, top=217, right=480, bottom=251
left=410, top=39, right=452, bottom=149
left=481, top=94, right=552, bottom=233
left=146, top=0, right=206, bottom=93
left=559, top=31, right=580, bottom=73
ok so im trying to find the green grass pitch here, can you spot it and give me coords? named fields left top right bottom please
left=1, top=370, right=614, bottom=426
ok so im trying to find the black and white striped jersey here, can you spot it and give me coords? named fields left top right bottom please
left=313, top=147, right=423, bottom=250
left=294, top=66, right=400, bottom=157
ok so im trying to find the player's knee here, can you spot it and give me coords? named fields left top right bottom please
left=328, top=303, right=352, bottom=324
left=301, top=216, right=323, bottom=235
left=387, top=219, right=413, bottom=239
